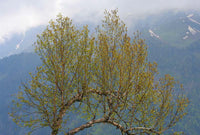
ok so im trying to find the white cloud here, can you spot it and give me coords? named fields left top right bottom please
left=0, top=0, right=58, bottom=44
left=0, top=0, right=199, bottom=44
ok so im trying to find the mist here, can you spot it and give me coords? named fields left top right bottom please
left=0, top=0, right=199, bottom=44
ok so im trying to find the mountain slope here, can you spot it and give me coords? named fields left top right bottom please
left=0, top=26, right=45, bottom=59
left=0, top=53, right=42, bottom=135
left=1, top=41, right=199, bottom=135
left=133, top=10, right=200, bottom=48
left=0, top=10, right=200, bottom=134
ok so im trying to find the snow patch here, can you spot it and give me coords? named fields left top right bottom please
left=188, top=18, right=200, bottom=25
left=187, top=14, right=194, bottom=18
left=149, top=29, right=160, bottom=39
left=16, top=39, right=23, bottom=50
left=16, top=44, right=20, bottom=49
left=183, top=35, right=188, bottom=40
left=188, top=26, right=197, bottom=35
left=187, top=14, right=200, bottom=26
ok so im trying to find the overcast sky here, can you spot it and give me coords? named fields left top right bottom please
left=0, top=0, right=199, bottom=44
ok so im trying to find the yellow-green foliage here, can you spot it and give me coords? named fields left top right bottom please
left=10, top=10, right=188, bottom=135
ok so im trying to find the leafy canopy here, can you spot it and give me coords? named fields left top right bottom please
left=10, top=9, right=188, bottom=135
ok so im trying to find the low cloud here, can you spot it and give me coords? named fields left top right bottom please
left=0, top=0, right=58, bottom=43
left=0, top=0, right=199, bottom=44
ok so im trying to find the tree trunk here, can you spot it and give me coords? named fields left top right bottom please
left=51, top=129, right=59, bottom=135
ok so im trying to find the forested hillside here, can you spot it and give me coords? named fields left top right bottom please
left=0, top=53, right=41, bottom=135
left=1, top=40, right=199, bottom=134
left=0, top=10, right=200, bottom=134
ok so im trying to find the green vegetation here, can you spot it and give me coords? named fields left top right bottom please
left=10, top=10, right=188, bottom=135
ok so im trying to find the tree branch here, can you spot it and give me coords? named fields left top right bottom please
left=65, top=115, right=160, bottom=135
left=65, top=118, right=107, bottom=135
left=51, top=92, right=84, bottom=135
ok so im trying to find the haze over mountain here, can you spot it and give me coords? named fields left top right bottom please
left=0, top=9, right=200, bottom=134
left=135, top=10, right=200, bottom=48
left=0, top=26, right=45, bottom=58
left=1, top=0, right=200, bottom=58
left=1, top=9, right=200, bottom=58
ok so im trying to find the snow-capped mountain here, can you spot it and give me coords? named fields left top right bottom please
left=132, top=10, right=200, bottom=48
left=0, top=26, right=44, bottom=59
left=1, top=10, right=200, bottom=59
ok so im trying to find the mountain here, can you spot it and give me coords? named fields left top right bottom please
left=131, top=10, right=200, bottom=48
left=1, top=10, right=200, bottom=59
left=0, top=53, right=43, bottom=135
left=0, top=53, right=118, bottom=135
left=131, top=10, right=200, bottom=134
left=0, top=26, right=45, bottom=59
left=0, top=10, right=200, bottom=134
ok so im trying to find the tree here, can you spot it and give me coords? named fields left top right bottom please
left=10, top=9, right=188, bottom=135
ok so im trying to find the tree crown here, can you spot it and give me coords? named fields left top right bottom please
left=10, top=9, right=188, bottom=135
